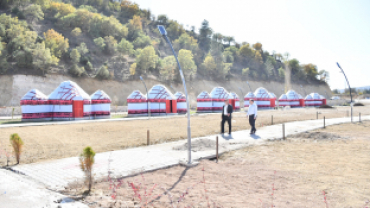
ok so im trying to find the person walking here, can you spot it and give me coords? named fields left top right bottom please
left=221, top=99, right=233, bottom=135
left=247, top=99, right=258, bottom=134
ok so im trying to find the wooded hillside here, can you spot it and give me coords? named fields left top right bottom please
left=0, top=0, right=330, bottom=85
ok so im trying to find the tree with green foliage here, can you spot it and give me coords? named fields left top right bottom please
left=202, top=53, right=216, bottom=74
left=96, top=64, right=110, bottom=79
left=120, top=0, right=140, bottom=18
left=10, top=133, right=23, bottom=164
left=129, top=62, right=136, bottom=75
left=278, top=67, right=285, bottom=79
left=133, top=33, right=151, bottom=49
left=78, top=5, right=97, bottom=13
left=69, top=64, right=85, bottom=77
left=166, top=20, right=185, bottom=40
left=117, top=38, right=135, bottom=55
left=24, top=4, right=44, bottom=23
left=70, top=49, right=81, bottom=63
left=93, top=37, right=106, bottom=51
left=173, top=33, right=198, bottom=52
left=104, top=36, right=117, bottom=54
left=71, top=27, right=82, bottom=38
left=32, top=42, right=58, bottom=74
left=76, top=42, right=89, bottom=55
left=302, top=63, right=319, bottom=80
left=79, top=146, right=95, bottom=192
left=198, top=20, right=212, bottom=52
left=160, top=56, right=176, bottom=79
left=178, top=49, right=197, bottom=76
left=223, top=36, right=235, bottom=46
left=242, top=67, right=250, bottom=76
left=136, top=46, right=158, bottom=73
left=44, top=29, right=69, bottom=58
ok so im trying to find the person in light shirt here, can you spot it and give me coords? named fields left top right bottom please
left=247, top=99, right=258, bottom=134
left=221, top=99, right=233, bottom=135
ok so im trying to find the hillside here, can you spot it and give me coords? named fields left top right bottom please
left=0, top=0, right=330, bottom=87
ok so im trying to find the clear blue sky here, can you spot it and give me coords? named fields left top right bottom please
left=133, top=0, right=370, bottom=90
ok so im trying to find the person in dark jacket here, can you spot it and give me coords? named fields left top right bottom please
left=221, top=99, right=233, bottom=135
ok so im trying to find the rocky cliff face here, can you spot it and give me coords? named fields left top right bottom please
left=0, top=74, right=332, bottom=107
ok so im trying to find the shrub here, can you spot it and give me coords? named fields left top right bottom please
left=10, top=133, right=23, bottom=164
left=79, top=146, right=95, bottom=192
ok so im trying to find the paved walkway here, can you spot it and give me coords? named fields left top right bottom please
left=10, top=115, right=368, bottom=191
left=0, top=169, right=88, bottom=208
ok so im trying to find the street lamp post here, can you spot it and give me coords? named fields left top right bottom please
left=337, top=62, right=353, bottom=122
left=158, top=25, right=192, bottom=164
left=140, top=76, right=150, bottom=118
left=246, top=81, right=252, bottom=92
left=238, top=87, right=244, bottom=109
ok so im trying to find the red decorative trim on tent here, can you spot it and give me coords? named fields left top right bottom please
left=91, top=111, right=111, bottom=115
left=177, top=109, right=187, bottom=113
left=20, top=100, right=49, bottom=105
left=147, top=99, right=166, bottom=103
left=197, top=107, right=213, bottom=111
left=244, top=98, right=254, bottom=101
left=177, top=99, right=186, bottom=102
left=83, top=100, right=91, bottom=104
left=286, top=99, right=299, bottom=101
left=22, top=113, right=52, bottom=119
left=212, top=107, right=223, bottom=110
left=197, top=99, right=212, bottom=102
left=255, top=98, right=271, bottom=101
left=212, top=99, right=227, bottom=102
left=83, top=112, right=91, bottom=117
left=51, top=112, right=73, bottom=118
left=149, top=109, right=166, bottom=113
left=49, top=100, right=73, bottom=105
left=127, top=99, right=147, bottom=103
left=256, top=105, right=271, bottom=107
left=128, top=109, right=148, bottom=114
left=91, top=99, right=111, bottom=104
left=279, top=99, right=289, bottom=101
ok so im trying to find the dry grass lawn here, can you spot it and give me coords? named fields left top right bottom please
left=0, top=106, right=369, bottom=166
left=71, top=121, right=370, bottom=208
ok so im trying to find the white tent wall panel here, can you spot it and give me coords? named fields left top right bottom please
left=255, top=100, right=271, bottom=108
left=128, top=102, right=148, bottom=115
left=197, top=101, right=212, bottom=112
left=149, top=102, right=166, bottom=115
left=177, top=102, right=187, bottom=113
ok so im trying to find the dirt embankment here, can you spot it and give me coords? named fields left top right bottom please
left=0, top=74, right=332, bottom=106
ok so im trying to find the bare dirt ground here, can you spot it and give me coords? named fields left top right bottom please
left=66, top=121, right=370, bottom=208
left=0, top=106, right=369, bottom=166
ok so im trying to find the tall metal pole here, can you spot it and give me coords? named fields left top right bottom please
left=159, top=26, right=192, bottom=164
left=246, top=81, right=252, bottom=92
left=337, top=62, right=353, bottom=122
left=140, top=76, right=150, bottom=119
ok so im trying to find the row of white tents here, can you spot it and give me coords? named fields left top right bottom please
left=197, top=87, right=327, bottom=112
left=21, top=81, right=328, bottom=121
left=21, top=81, right=111, bottom=121
left=127, top=85, right=187, bottom=116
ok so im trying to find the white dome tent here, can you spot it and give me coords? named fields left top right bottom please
left=196, top=91, right=212, bottom=113
left=304, top=94, right=314, bottom=106
left=278, top=94, right=289, bottom=107
left=309, top=93, right=322, bottom=107
left=210, top=87, right=230, bottom=112
left=48, top=81, right=91, bottom=120
left=286, top=90, right=300, bottom=107
left=20, top=89, right=50, bottom=121
left=254, top=87, right=272, bottom=108
left=244, top=92, right=255, bottom=108
left=147, top=84, right=177, bottom=116
left=174, top=92, right=187, bottom=114
left=90, top=90, right=111, bottom=119
left=127, top=90, right=148, bottom=116
left=229, top=92, right=240, bottom=111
